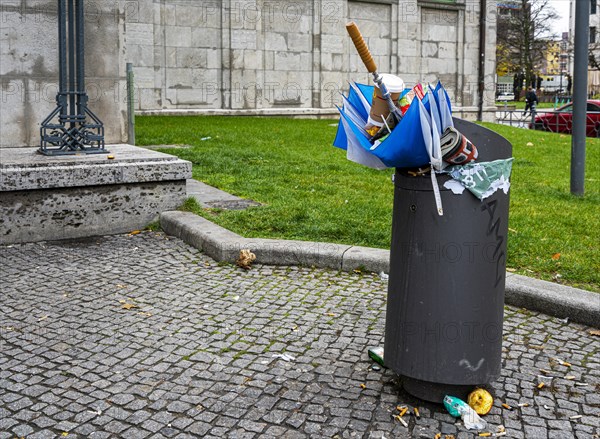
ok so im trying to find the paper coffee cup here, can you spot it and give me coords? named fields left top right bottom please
left=369, top=74, right=404, bottom=125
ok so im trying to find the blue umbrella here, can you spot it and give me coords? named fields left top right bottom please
left=334, top=81, right=454, bottom=170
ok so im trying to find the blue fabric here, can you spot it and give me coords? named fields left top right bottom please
left=333, top=81, right=452, bottom=169
left=347, top=85, right=371, bottom=121
left=355, top=83, right=375, bottom=103
left=433, top=81, right=452, bottom=110
left=369, top=98, right=431, bottom=168
left=333, top=113, right=348, bottom=150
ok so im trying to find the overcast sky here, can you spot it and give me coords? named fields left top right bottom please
left=548, top=0, right=570, bottom=35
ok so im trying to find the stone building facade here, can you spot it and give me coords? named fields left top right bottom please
left=0, top=1, right=127, bottom=147
left=126, top=0, right=498, bottom=120
left=0, top=0, right=497, bottom=147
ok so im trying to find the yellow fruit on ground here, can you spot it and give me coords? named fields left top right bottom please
left=468, top=388, right=494, bottom=415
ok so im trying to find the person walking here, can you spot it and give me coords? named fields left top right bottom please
left=523, top=87, right=538, bottom=116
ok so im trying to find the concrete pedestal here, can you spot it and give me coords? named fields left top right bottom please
left=0, top=145, right=191, bottom=244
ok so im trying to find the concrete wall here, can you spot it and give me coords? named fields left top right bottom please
left=125, top=0, right=497, bottom=120
left=0, top=0, right=128, bottom=148
left=0, top=0, right=497, bottom=149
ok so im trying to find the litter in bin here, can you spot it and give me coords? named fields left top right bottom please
left=467, top=388, right=494, bottom=415
left=346, top=22, right=404, bottom=137
left=440, top=126, right=479, bottom=165
left=334, top=79, right=453, bottom=170
left=442, top=159, right=514, bottom=200
left=443, top=395, right=487, bottom=430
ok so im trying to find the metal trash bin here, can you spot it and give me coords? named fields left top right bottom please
left=384, top=118, right=512, bottom=403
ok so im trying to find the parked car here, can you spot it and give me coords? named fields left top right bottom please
left=497, top=92, right=514, bottom=102
left=530, top=100, right=600, bottom=137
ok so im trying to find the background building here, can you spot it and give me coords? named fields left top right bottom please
left=1, top=0, right=498, bottom=148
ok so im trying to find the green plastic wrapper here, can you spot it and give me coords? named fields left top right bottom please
left=443, top=158, right=514, bottom=200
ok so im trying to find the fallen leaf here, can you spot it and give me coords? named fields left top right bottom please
left=506, top=268, right=516, bottom=272
left=236, top=249, right=256, bottom=270
left=326, top=313, right=336, bottom=317
left=138, top=312, right=152, bottom=317
left=589, top=329, right=600, bottom=336
left=526, top=142, right=534, bottom=147
left=121, top=303, right=138, bottom=310
left=62, top=433, right=69, bottom=437
left=129, top=230, right=141, bottom=236
left=551, top=253, right=561, bottom=261
left=116, top=284, right=127, bottom=289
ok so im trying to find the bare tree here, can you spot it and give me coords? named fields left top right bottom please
left=497, top=0, right=559, bottom=89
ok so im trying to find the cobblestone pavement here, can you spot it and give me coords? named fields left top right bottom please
left=1, top=233, right=599, bottom=439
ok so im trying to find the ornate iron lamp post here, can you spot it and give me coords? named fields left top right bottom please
left=39, top=0, right=106, bottom=155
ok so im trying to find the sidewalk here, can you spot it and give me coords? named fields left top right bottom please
left=1, top=233, right=598, bottom=438
left=173, top=179, right=600, bottom=329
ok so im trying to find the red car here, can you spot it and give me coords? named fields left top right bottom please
left=530, top=100, right=600, bottom=137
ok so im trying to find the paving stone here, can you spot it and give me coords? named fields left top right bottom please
left=0, top=234, right=598, bottom=439
left=11, top=424, right=34, bottom=437
left=28, top=430, right=58, bottom=439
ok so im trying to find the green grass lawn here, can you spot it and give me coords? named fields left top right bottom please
left=137, top=116, right=600, bottom=292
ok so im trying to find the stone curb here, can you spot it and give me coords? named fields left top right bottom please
left=160, top=211, right=600, bottom=328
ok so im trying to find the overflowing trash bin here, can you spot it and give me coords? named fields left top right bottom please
left=334, top=21, right=514, bottom=405
left=384, top=118, right=512, bottom=402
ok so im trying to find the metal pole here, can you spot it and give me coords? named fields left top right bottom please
left=477, top=0, right=486, bottom=121
left=76, top=0, right=85, bottom=118
left=58, top=0, right=67, bottom=119
left=571, top=0, right=589, bottom=196
left=127, top=63, right=136, bottom=145
left=40, top=0, right=105, bottom=154
left=67, top=0, right=76, bottom=127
